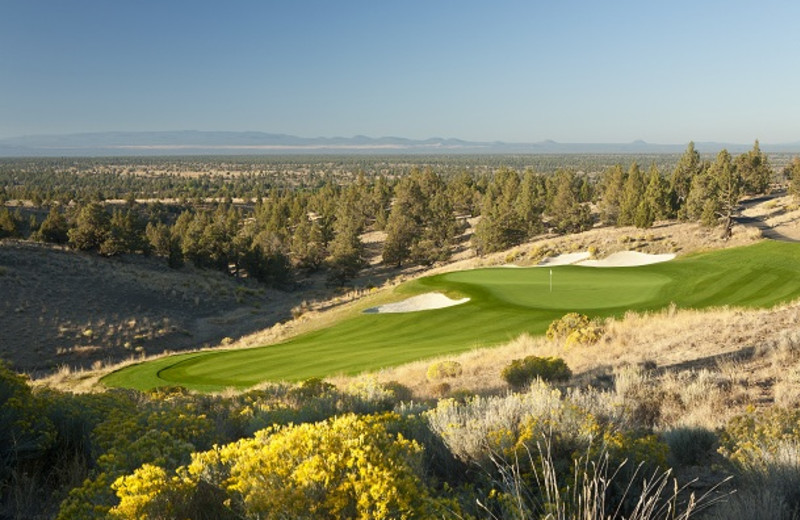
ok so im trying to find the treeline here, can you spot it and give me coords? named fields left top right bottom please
left=2, top=142, right=798, bottom=287
left=6, top=151, right=788, bottom=205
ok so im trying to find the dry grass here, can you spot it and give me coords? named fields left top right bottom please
left=336, top=298, right=800, bottom=430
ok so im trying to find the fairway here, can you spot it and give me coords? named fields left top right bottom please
left=103, top=241, right=800, bottom=391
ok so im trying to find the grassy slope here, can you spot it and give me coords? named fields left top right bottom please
left=103, top=241, right=800, bottom=391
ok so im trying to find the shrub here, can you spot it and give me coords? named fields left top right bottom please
left=718, top=407, right=800, bottom=515
left=661, top=426, right=717, bottom=466
left=565, top=325, right=604, bottom=347
left=109, top=413, right=457, bottom=519
left=287, top=377, right=335, bottom=401
left=426, top=360, right=463, bottom=381
left=501, top=356, right=571, bottom=389
left=431, top=382, right=451, bottom=397
left=547, top=312, right=588, bottom=339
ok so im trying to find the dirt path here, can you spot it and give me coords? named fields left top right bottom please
left=735, top=191, right=800, bottom=243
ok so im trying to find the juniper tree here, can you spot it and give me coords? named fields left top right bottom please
left=634, top=164, right=670, bottom=228
left=670, top=142, right=704, bottom=219
left=735, top=140, right=772, bottom=195
left=598, top=164, right=626, bottom=225
left=547, top=170, right=593, bottom=234
left=787, top=157, right=800, bottom=201
left=68, top=202, right=110, bottom=251
left=515, top=169, right=546, bottom=238
left=618, top=162, right=645, bottom=226
left=473, top=168, right=526, bottom=253
left=34, top=206, right=69, bottom=244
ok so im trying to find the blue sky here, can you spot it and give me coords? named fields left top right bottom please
left=2, top=1, right=799, bottom=143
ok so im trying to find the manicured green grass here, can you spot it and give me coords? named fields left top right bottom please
left=103, top=241, right=800, bottom=391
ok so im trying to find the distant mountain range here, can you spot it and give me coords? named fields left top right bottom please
left=1, top=131, right=799, bottom=157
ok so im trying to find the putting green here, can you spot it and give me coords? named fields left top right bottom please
left=103, top=240, right=800, bottom=391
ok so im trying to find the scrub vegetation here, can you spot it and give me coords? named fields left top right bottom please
left=2, top=150, right=800, bottom=518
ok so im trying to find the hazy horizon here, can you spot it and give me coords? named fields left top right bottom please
left=3, top=1, right=800, bottom=144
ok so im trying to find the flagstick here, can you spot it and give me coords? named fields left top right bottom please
left=550, top=269, right=553, bottom=293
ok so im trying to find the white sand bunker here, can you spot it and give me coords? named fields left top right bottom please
left=576, top=251, right=676, bottom=267
left=364, top=292, right=470, bottom=314
left=537, top=251, right=591, bottom=266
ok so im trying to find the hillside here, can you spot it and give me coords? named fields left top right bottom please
left=4, top=193, right=800, bottom=519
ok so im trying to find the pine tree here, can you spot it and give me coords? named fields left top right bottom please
left=145, top=221, right=183, bottom=268
left=635, top=165, right=669, bottom=228
left=687, top=150, right=742, bottom=238
left=290, top=217, right=326, bottom=270
left=735, top=140, right=772, bottom=195
left=448, top=171, right=478, bottom=216
left=684, top=171, right=715, bottom=223
left=598, top=164, right=627, bottom=225
left=68, top=202, right=110, bottom=251
left=548, top=170, right=593, bottom=234
left=0, top=208, right=19, bottom=239
left=35, top=206, right=69, bottom=244
left=618, top=163, right=645, bottom=226
left=473, top=168, right=526, bottom=253
left=712, top=149, right=742, bottom=239
left=382, top=169, right=457, bottom=266
left=371, top=176, right=392, bottom=231
left=99, top=209, right=147, bottom=256
left=382, top=212, right=416, bottom=267
left=786, top=157, right=800, bottom=201
left=515, top=169, right=546, bottom=238
left=670, top=142, right=704, bottom=220
left=327, top=187, right=366, bottom=284
left=382, top=171, right=426, bottom=267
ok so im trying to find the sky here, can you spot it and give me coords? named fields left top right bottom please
left=2, top=0, right=800, bottom=144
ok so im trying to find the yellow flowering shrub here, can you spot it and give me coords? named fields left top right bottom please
left=427, top=360, right=464, bottom=381
left=109, top=413, right=457, bottom=520
left=546, top=312, right=605, bottom=346
left=720, top=406, right=800, bottom=466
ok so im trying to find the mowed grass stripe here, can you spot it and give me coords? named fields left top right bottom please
left=103, top=240, right=800, bottom=391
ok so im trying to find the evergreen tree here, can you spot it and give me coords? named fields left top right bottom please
left=99, top=210, right=141, bottom=256
left=145, top=221, right=183, bottom=268
left=618, top=162, right=644, bottom=226
left=547, top=170, right=594, bottom=234
left=382, top=168, right=457, bottom=266
left=0, top=207, right=19, bottom=239
left=239, top=229, right=292, bottom=287
left=382, top=171, right=426, bottom=267
left=786, top=157, right=800, bottom=201
left=735, top=140, right=772, bottom=195
left=327, top=187, right=366, bottom=284
left=473, top=168, right=526, bottom=254
left=712, top=149, right=743, bottom=239
left=34, top=207, right=69, bottom=244
left=290, top=217, right=326, bottom=270
left=684, top=171, right=715, bottom=223
left=68, top=202, right=110, bottom=251
left=371, top=176, right=392, bottom=231
left=515, top=169, right=546, bottom=238
left=412, top=189, right=456, bottom=265
left=447, top=171, right=478, bottom=216
left=598, top=164, right=627, bottom=225
left=634, top=165, right=669, bottom=228
left=687, top=150, right=742, bottom=238
left=670, top=142, right=704, bottom=219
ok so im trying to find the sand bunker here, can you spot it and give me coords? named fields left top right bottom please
left=576, top=251, right=676, bottom=267
left=364, top=292, right=470, bottom=314
left=537, top=252, right=591, bottom=266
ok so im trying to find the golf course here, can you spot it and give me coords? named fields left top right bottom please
left=103, top=240, right=800, bottom=392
